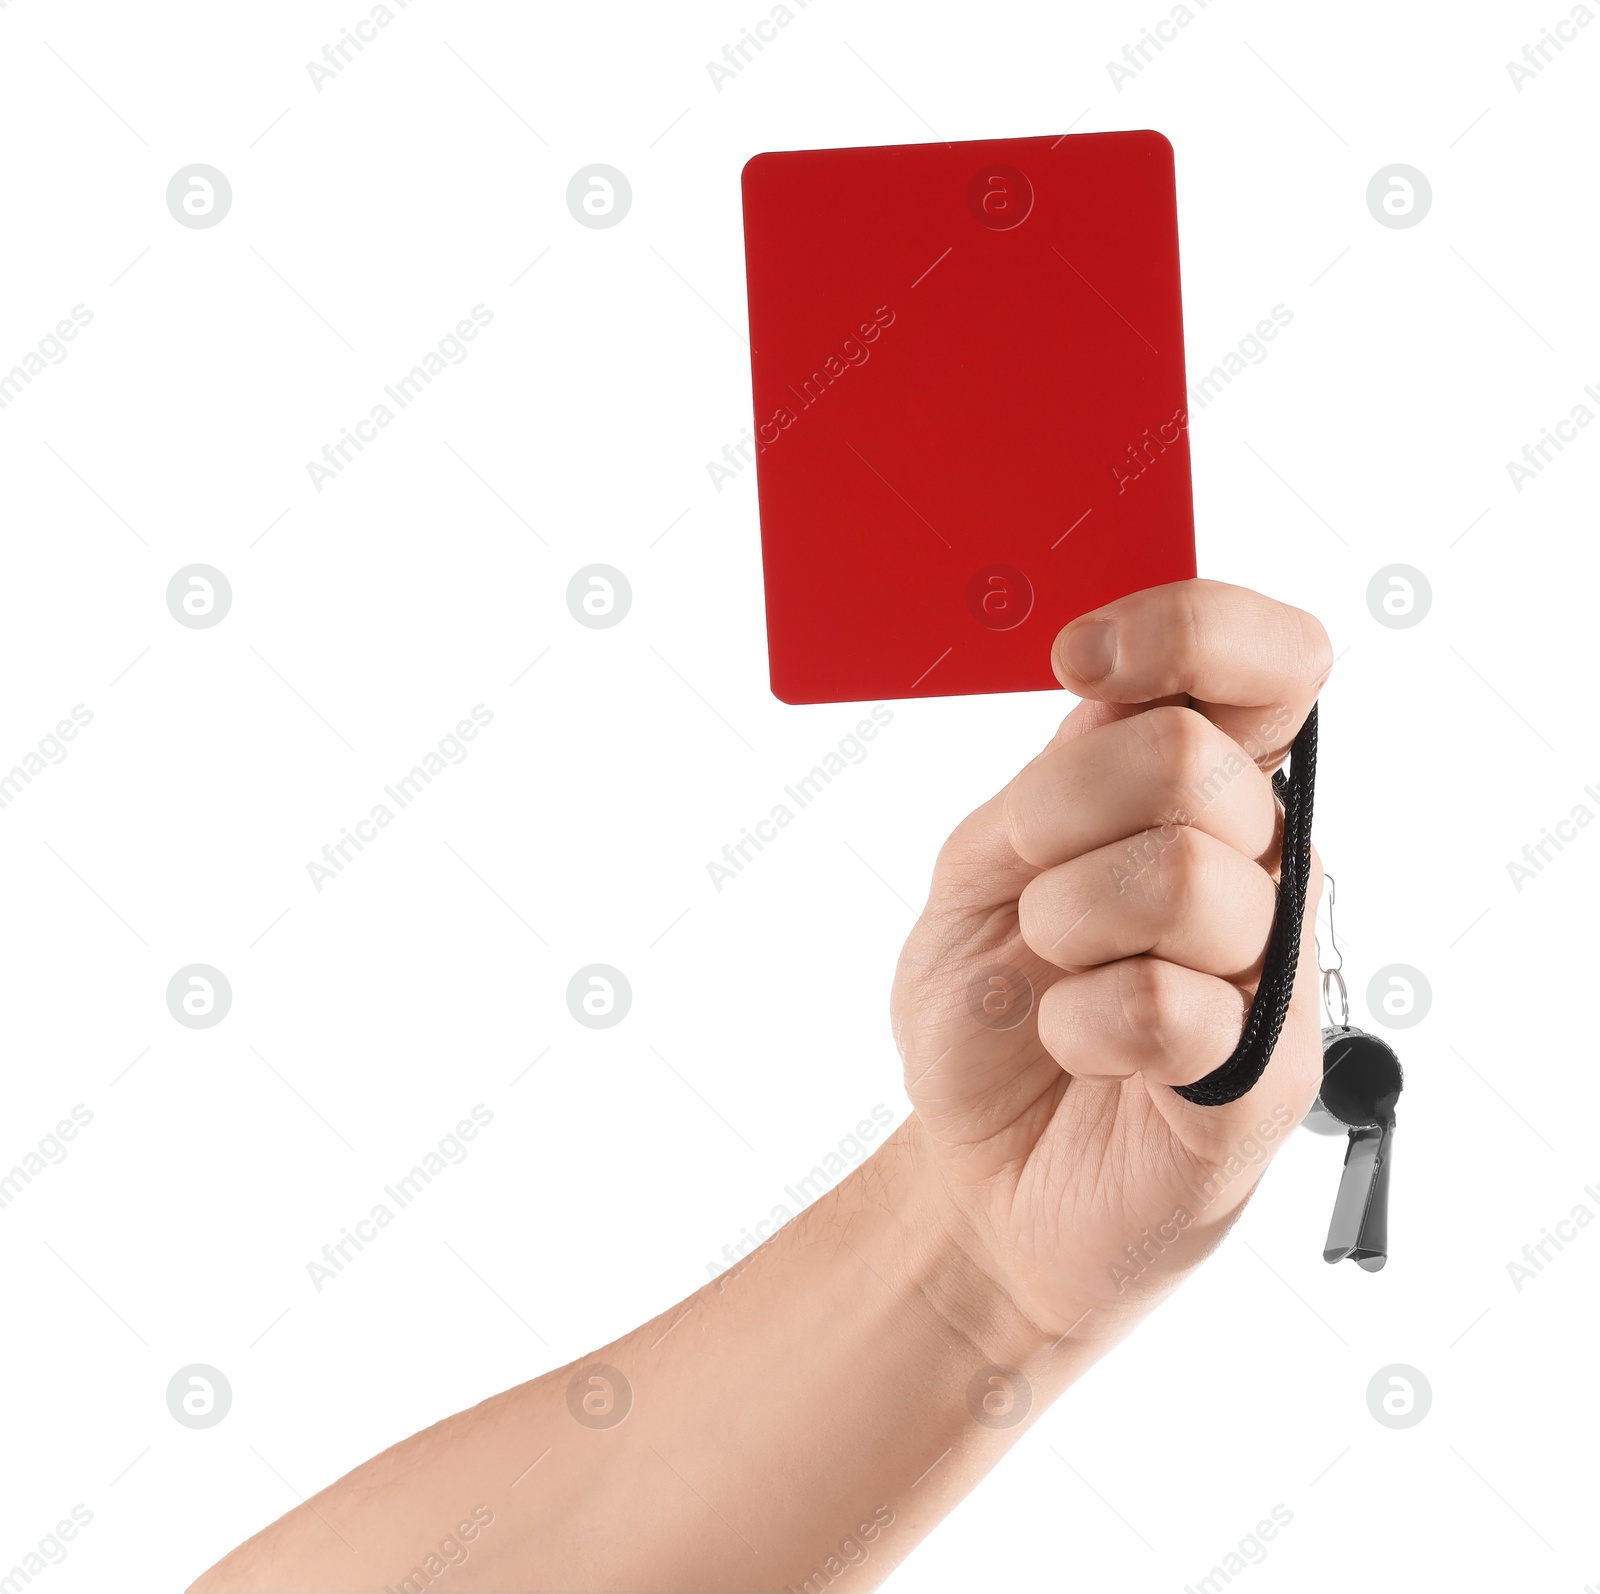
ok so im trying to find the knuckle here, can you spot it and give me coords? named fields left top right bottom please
left=1143, top=704, right=1214, bottom=817
left=934, top=791, right=1014, bottom=883
left=1034, top=977, right=1075, bottom=1057
left=1153, top=822, right=1212, bottom=914
left=1116, top=958, right=1187, bottom=1051
left=1171, top=584, right=1206, bottom=683
left=1001, top=773, right=1046, bottom=866
left=1300, top=608, right=1335, bottom=690
left=1018, top=869, right=1094, bottom=968
left=1014, top=874, right=1055, bottom=959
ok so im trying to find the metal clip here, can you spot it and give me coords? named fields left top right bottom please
left=1315, top=874, right=1349, bottom=1028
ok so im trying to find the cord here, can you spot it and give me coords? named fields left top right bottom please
left=1172, top=703, right=1318, bottom=1107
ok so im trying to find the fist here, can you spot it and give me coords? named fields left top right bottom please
left=892, top=580, right=1333, bottom=1338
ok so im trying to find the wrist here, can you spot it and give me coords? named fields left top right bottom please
left=840, top=1117, right=1113, bottom=1375
left=891, top=1114, right=1191, bottom=1361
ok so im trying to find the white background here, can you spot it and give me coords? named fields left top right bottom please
left=2, top=1, right=1597, bottom=1589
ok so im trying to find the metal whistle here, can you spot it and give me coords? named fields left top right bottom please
left=1303, top=1024, right=1403, bottom=1271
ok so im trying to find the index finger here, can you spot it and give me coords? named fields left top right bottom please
left=1050, top=579, right=1332, bottom=767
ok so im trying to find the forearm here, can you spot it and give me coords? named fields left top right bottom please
left=191, top=1119, right=1124, bottom=1593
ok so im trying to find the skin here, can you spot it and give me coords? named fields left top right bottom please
left=192, top=579, right=1333, bottom=1594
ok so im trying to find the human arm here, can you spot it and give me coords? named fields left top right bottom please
left=191, top=579, right=1332, bottom=1593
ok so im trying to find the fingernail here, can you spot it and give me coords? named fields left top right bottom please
left=1062, top=620, right=1116, bottom=683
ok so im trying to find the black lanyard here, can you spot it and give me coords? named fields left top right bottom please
left=1168, top=705, right=1400, bottom=1269
left=1173, top=704, right=1319, bottom=1107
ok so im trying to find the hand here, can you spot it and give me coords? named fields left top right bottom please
left=189, top=576, right=1334, bottom=1594
left=892, top=579, right=1333, bottom=1340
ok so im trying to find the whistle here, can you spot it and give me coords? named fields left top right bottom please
left=1303, top=1025, right=1403, bottom=1271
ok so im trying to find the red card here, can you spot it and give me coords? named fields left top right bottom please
left=741, top=130, right=1196, bottom=704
